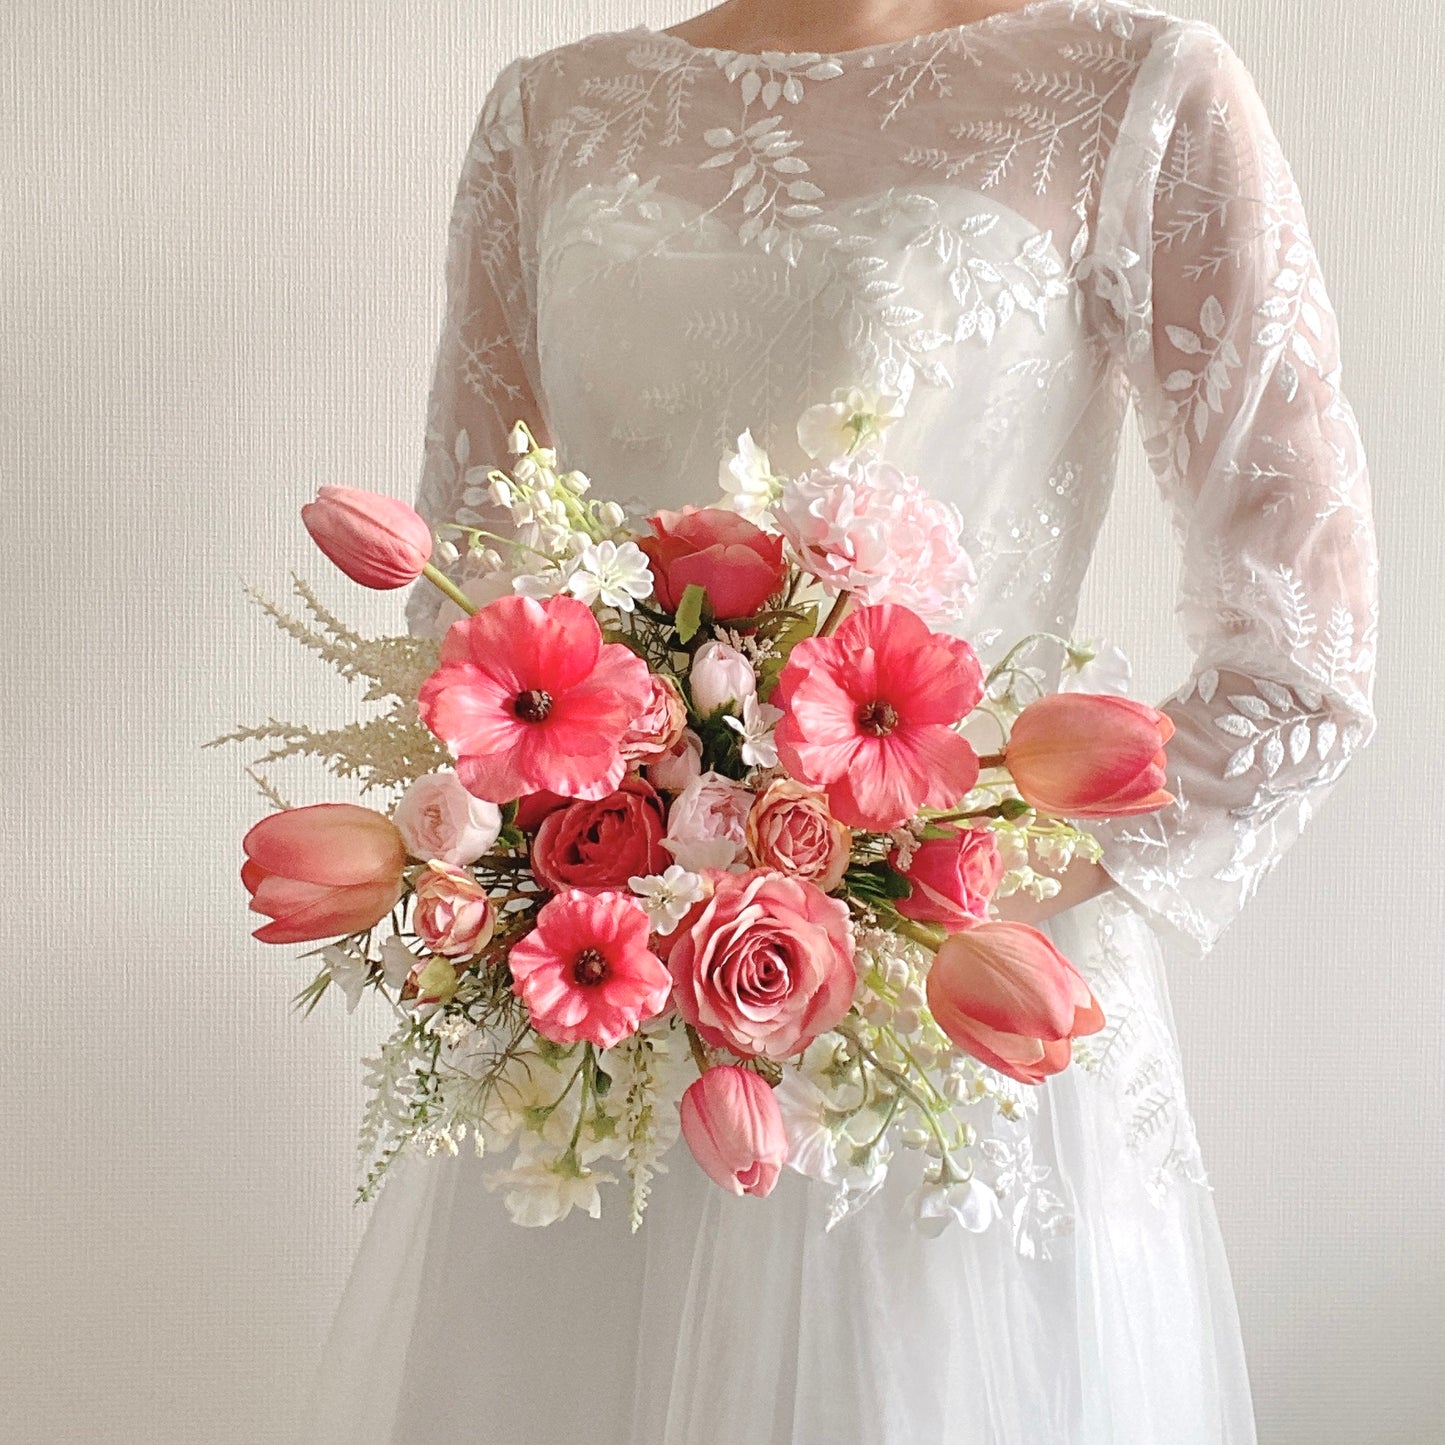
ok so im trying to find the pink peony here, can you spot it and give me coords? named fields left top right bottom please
left=891, top=827, right=1003, bottom=929
left=532, top=777, right=669, bottom=894
left=680, top=1065, right=788, bottom=1198
left=775, top=461, right=976, bottom=622
left=416, top=594, right=653, bottom=804
left=301, top=485, right=433, bottom=590
left=925, top=920, right=1105, bottom=1085
left=647, top=729, right=703, bottom=792
left=773, top=604, right=984, bottom=831
left=637, top=506, right=787, bottom=621
left=242, top=803, right=406, bottom=944
left=1004, top=693, right=1176, bottom=818
left=663, top=771, right=754, bottom=872
left=507, top=890, right=673, bottom=1049
left=392, top=771, right=502, bottom=865
left=668, top=869, right=856, bottom=1061
left=619, top=674, right=689, bottom=764
left=412, top=859, right=496, bottom=957
left=745, top=779, right=852, bottom=892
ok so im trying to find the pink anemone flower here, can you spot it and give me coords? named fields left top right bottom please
left=417, top=594, right=653, bottom=803
left=773, top=604, right=984, bottom=831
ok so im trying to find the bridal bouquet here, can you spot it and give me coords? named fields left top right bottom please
left=215, top=381, right=1173, bottom=1234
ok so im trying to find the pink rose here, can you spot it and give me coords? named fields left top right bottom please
left=668, top=869, right=857, bottom=1061
left=637, top=506, right=787, bottom=621
left=745, top=780, right=851, bottom=891
left=891, top=827, right=1003, bottom=929
left=690, top=640, right=757, bottom=716
left=532, top=777, right=669, bottom=894
left=680, top=1065, right=788, bottom=1198
left=413, top=859, right=496, bottom=958
left=663, top=771, right=754, bottom=872
left=647, top=729, right=703, bottom=792
left=393, top=771, right=503, bottom=865
left=619, top=674, right=688, bottom=764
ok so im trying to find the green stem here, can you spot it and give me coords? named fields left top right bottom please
left=421, top=561, right=477, bottom=616
left=818, top=591, right=853, bottom=637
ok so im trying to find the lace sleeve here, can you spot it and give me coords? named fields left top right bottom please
left=1084, top=22, right=1380, bottom=960
left=404, top=54, right=546, bottom=642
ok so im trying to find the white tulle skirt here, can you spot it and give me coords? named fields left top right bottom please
left=302, top=898, right=1257, bottom=1445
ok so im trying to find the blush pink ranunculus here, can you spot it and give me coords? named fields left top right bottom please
left=647, top=728, right=703, bottom=792
left=668, top=869, right=856, bottom=1061
left=638, top=506, right=787, bottom=622
left=507, top=889, right=673, bottom=1049
left=1004, top=692, right=1175, bottom=818
left=417, top=594, right=654, bottom=804
left=392, top=771, right=502, bottom=865
left=925, top=920, right=1105, bottom=1085
left=242, top=802, right=406, bottom=943
left=532, top=777, right=669, bottom=894
left=412, top=859, right=496, bottom=958
left=619, top=674, right=688, bottom=765
left=745, top=779, right=852, bottom=892
left=680, top=1065, right=788, bottom=1198
left=663, top=771, right=755, bottom=872
left=774, top=603, right=984, bottom=831
left=891, top=826, right=1003, bottom=929
left=301, top=485, right=433, bottom=590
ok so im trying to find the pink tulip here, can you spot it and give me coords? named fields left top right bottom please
left=637, top=506, right=787, bottom=621
left=242, top=802, right=406, bottom=943
left=926, top=921, right=1104, bottom=1084
left=679, top=1065, right=789, bottom=1198
left=1004, top=693, right=1175, bottom=818
left=301, top=485, right=433, bottom=590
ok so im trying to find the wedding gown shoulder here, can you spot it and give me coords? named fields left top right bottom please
left=305, top=4, right=1378, bottom=1440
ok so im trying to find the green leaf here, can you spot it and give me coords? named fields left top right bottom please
left=674, top=583, right=709, bottom=644
left=844, top=860, right=913, bottom=903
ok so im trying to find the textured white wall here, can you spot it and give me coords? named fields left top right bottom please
left=2, top=2, right=1438, bottom=1442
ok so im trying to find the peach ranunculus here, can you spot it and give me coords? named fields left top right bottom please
left=891, top=826, right=1002, bottom=929
left=637, top=506, right=787, bottom=621
left=301, top=485, right=433, bottom=590
left=680, top=1065, right=788, bottom=1198
left=532, top=777, right=669, bottom=894
left=668, top=869, right=857, bottom=1061
left=1002, top=692, right=1175, bottom=818
left=412, top=859, right=496, bottom=958
left=663, top=771, right=754, bottom=872
left=745, top=779, right=851, bottom=891
left=925, top=920, right=1105, bottom=1085
left=242, top=802, right=406, bottom=943
left=392, top=771, right=503, bottom=865
left=619, top=674, right=689, bottom=765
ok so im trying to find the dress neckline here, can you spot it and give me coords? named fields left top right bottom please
left=638, top=0, right=1073, bottom=62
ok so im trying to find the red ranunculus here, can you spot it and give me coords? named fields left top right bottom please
left=531, top=777, right=669, bottom=894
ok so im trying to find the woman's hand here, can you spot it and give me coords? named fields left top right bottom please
left=988, top=856, right=1115, bottom=928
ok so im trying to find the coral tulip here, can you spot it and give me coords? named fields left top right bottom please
left=680, top=1065, right=789, bottom=1198
left=242, top=802, right=406, bottom=943
left=301, top=485, right=433, bottom=589
left=925, top=920, right=1104, bottom=1085
left=1003, top=692, right=1175, bottom=818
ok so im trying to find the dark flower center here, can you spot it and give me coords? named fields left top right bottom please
left=572, top=948, right=609, bottom=986
left=856, top=699, right=899, bottom=737
left=514, top=688, right=553, bottom=723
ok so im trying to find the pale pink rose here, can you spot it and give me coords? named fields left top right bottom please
left=663, top=771, right=754, bottom=871
left=745, top=779, right=851, bottom=891
left=619, top=674, right=688, bottom=764
left=393, top=772, right=503, bottom=865
left=776, top=459, right=977, bottom=623
left=680, top=1065, right=788, bottom=1198
left=689, top=641, right=757, bottom=716
left=668, top=869, right=857, bottom=1061
left=891, top=826, right=1003, bottom=929
left=531, top=778, right=668, bottom=894
left=647, top=729, right=703, bottom=792
left=413, top=859, right=496, bottom=958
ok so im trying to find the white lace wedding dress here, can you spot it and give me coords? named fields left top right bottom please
left=304, top=3, right=1378, bottom=1440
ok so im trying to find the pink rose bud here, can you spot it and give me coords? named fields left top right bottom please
left=647, top=728, right=703, bottom=792
left=1003, top=693, right=1175, bottom=818
left=679, top=1065, right=789, bottom=1198
left=745, top=779, right=851, bottom=892
left=891, top=826, right=1002, bottom=929
left=242, top=802, right=406, bottom=943
left=637, top=506, right=787, bottom=621
left=689, top=640, right=757, bottom=715
left=301, top=485, right=434, bottom=590
left=412, top=859, right=496, bottom=958
left=925, top=920, right=1105, bottom=1085
left=392, top=772, right=502, bottom=865
left=619, top=674, right=689, bottom=764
